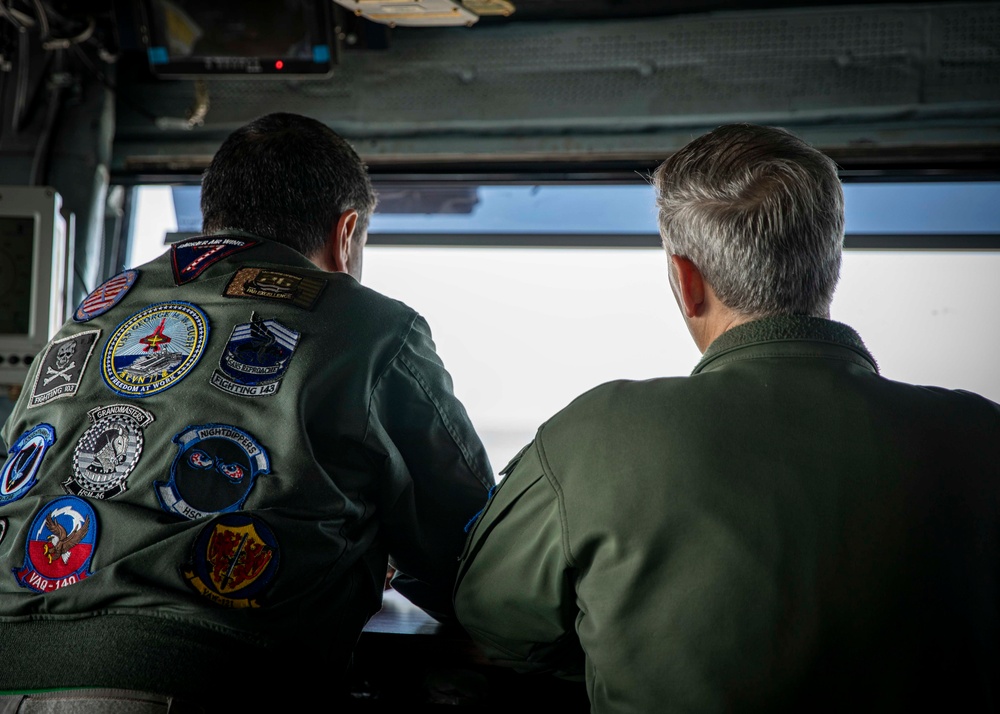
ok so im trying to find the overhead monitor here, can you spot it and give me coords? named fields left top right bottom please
left=139, top=0, right=336, bottom=78
left=0, top=187, right=69, bottom=387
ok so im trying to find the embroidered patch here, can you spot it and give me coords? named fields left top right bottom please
left=73, top=270, right=139, bottom=322
left=171, top=236, right=258, bottom=285
left=223, top=267, right=326, bottom=310
left=155, top=424, right=271, bottom=520
left=182, top=513, right=279, bottom=608
left=14, top=496, right=97, bottom=593
left=210, top=313, right=301, bottom=398
left=0, top=424, right=56, bottom=505
left=102, top=302, right=209, bottom=398
left=27, top=330, right=100, bottom=408
left=65, top=404, right=155, bottom=499
left=0, top=518, right=6, bottom=546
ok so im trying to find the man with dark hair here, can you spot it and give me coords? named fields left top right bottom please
left=0, top=113, right=494, bottom=711
left=454, top=124, right=1000, bottom=712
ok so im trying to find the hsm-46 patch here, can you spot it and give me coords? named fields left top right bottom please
left=0, top=424, right=56, bottom=505
left=14, top=496, right=97, bottom=593
left=171, top=235, right=258, bottom=285
left=28, top=330, right=100, bottom=408
left=66, top=404, right=155, bottom=499
left=182, top=513, right=280, bottom=608
left=210, top=313, right=301, bottom=397
left=155, top=424, right=270, bottom=520
left=102, top=302, right=208, bottom=398
left=73, top=269, right=138, bottom=322
left=223, top=267, right=326, bottom=310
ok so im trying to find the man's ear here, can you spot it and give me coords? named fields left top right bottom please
left=669, top=254, right=706, bottom=319
left=330, top=209, right=359, bottom=274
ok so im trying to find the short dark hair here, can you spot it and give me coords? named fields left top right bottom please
left=201, top=113, right=376, bottom=257
left=654, top=124, right=844, bottom=318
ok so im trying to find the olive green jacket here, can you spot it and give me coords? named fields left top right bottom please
left=455, top=316, right=999, bottom=713
left=0, top=235, right=493, bottom=703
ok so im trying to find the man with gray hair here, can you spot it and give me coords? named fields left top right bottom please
left=454, top=124, right=1000, bottom=712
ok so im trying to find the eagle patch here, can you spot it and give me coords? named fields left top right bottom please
left=14, top=496, right=98, bottom=593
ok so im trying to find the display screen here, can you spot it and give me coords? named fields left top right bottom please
left=0, top=216, right=34, bottom=335
left=143, top=0, right=335, bottom=77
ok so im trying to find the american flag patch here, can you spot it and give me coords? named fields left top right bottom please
left=73, top=270, right=139, bottom=322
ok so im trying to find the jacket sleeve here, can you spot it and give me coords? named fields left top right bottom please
left=453, top=439, right=585, bottom=678
left=365, top=314, right=494, bottom=621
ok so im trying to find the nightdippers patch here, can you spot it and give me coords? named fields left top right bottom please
left=223, top=267, right=326, bottom=310
left=14, top=496, right=97, bottom=593
left=183, top=513, right=279, bottom=608
left=73, top=270, right=138, bottom=322
left=0, top=424, right=56, bottom=505
left=156, top=424, right=270, bottom=520
left=66, top=404, right=155, bottom=499
left=171, top=236, right=258, bottom=285
left=28, top=330, right=100, bottom=408
left=210, top=313, right=300, bottom=397
left=102, top=302, right=208, bottom=398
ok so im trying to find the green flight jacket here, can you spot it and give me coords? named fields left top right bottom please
left=455, top=315, right=1000, bottom=713
left=0, top=235, right=494, bottom=704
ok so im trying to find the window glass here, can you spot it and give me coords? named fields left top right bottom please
left=125, top=182, right=1000, bottom=474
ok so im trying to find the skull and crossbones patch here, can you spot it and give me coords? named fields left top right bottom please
left=27, top=330, right=100, bottom=409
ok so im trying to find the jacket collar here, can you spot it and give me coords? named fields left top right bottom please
left=692, top=315, right=879, bottom=375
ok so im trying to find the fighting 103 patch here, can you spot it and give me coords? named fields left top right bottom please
left=28, top=330, right=100, bottom=408
left=102, top=302, right=208, bottom=398
left=155, top=424, right=270, bottom=520
left=0, top=424, right=56, bottom=505
left=171, top=235, right=258, bottom=285
left=183, top=513, right=279, bottom=608
left=66, top=404, right=155, bottom=499
left=14, top=496, right=97, bottom=593
left=223, top=267, right=326, bottom=310
left=74, top=269, right=138, bottom=322
left=211, top=313, right=300, bottom=397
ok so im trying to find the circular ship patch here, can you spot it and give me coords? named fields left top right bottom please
left=182, top=513, right=280, bottom=608
left=14, top=496, right=97, bottom=593
left=155, top=424, right=270, bottom=520
left=0, top=424, right=56, bottom=505
left=102, top=302, right=208, bottom=398
left=66, top=404, right=155, bottom=499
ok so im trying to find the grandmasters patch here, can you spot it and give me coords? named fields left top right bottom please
left=66, top=404, right=155, bottom=500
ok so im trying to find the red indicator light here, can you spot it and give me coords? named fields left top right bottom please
left=275, top=60, right=284, bottom=70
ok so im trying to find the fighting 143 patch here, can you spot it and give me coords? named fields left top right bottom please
left=210, top=313, right=301, bottom=397
left=66, top=404, right=155, bottom=499
left=28, top=330, right=100, bottom=408
left=102, top=302, right=208, bottom=398
left=223, top=267, right=326, bottom=310
left=183, top=513, right=279, bottom=608
left=0, top=424, right=55, bottom=505
left=171, top=235, right=258, bottom=285
left=14, top=496, right=97, bottom=593
left=156, top=424, right=271, bottom=520
left=73, top=269, right=138, bottom=322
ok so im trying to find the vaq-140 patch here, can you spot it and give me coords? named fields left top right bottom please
left=14, top=496, right=97, bottom=593
left=210, top=313, right=300, bottom=397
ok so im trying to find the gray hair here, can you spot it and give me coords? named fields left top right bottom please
left=653, top=124, right=844, bottom=318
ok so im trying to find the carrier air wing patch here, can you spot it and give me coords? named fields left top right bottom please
left=28, top=330, right=100, bottom=408
left=74, top=270, right=138, bottom=322
left=171, top=236, right=259, bottom=285
left=223, top=267, right=326, bottom=310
